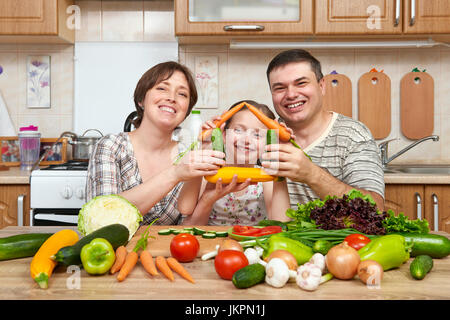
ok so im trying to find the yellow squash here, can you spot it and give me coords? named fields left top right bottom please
left=205, top=167, right=275, bottom=184
left=30, top=229, right=79, bottom=289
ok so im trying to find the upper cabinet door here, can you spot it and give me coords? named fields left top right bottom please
left=315, top=0, right=402, bottom=34
left=175, top=0, right=313, bottom=36
left=404, top=0, right=450, bottom=33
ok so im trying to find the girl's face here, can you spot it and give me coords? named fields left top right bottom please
left=224, top=109, right=268, bottom=165
left=140, top=70, right=190, bottom=132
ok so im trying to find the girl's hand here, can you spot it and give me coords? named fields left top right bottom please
left=173, top=149, right=225, bottom=182
left=201, top=175, right=252, bottom=205
left=278, top=122, right=296, bottom=142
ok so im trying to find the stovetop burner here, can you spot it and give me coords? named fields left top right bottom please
left=41, top=160, right=89, bottom=171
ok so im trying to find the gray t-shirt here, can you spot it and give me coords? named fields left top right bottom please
left=287, top=112, right=385, bottom=207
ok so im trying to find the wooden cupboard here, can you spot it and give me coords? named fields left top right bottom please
left=0, top=0, right=74, bottom=43
left=385, top=184, right=450, bottom=233
left=0, top=185, right=30, bottom=229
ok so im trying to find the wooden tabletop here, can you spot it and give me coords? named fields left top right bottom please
left=0, top=225, right=449, bottom=300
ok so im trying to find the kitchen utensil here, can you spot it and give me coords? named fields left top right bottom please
left=358, top=72, right=391, bottom=140
left=323, top=73, right=352, bottom=117
left=18, top=126, right=41, bottom=171
left=68, top=129, right=103, bottom=161
left=400, top=72, right=434, bottom=140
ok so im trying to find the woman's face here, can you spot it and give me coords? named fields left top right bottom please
left=224, top=109, right=268, bottom=165
left=140, top=70, right=190, bottom=131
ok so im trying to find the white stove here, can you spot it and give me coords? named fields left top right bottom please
left=30, top=161, right=88, bottom=226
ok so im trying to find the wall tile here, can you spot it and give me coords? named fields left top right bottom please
left=102, top=1, right=144, bottom=41
left=75, top=0, right=102, bottom=41
left=144, top=1, right=175, bottom=42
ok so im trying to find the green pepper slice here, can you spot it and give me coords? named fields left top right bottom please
left=80, top=238, right=116, bottom=275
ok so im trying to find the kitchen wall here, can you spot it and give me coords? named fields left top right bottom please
left=0, top=0, right=449, bottom=165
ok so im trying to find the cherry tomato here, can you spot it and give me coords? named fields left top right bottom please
left=214, top=250, right=249, bottom=280
left=170, top=233, right=200, bottom=262
left=344, top=233, right=371, bottom=250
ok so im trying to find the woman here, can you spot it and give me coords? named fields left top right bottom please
left=86, top=61, right=226, bottom=225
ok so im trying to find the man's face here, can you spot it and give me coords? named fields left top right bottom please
left=268, top=61, right=325, bottom=126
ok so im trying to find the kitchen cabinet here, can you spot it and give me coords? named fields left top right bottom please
left=385, top=184, right=450, bottom=233
left=315, top=0, right=402, bottom=35
left=0, top=0, right=74, bottom=44
left=175, top=0, right=313, bottom=42
left=404, top=0, right=450, bottom=33
left=0, top=184, right=30, bottom=228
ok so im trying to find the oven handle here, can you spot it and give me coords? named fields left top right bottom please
left=33, top=213, right=78, bottom=224
left=17, top=194, right=25, bottom=227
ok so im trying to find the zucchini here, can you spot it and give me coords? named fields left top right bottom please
left=202, top=233, right=217, bottom=239
left=410, top=255, right=433, bottom=280
left=0, top=233, right=53, bottom=261
left=390, top=232, right=450, bottom=258
left=257, top=219, right=288, bottom=231
left=211, top=128, right=224, bottom=153
left=52, top=224, right=129, bottom=266
left=232, top=263, right=266, bottom=289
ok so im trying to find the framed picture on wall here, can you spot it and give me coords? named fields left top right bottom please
left=39, top=138, right=68, bottom=165
left=0, top=137, right=20, bottom=166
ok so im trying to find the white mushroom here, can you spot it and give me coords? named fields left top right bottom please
left=309, top=253, right=327, bottom=274
left=265, top=258, right=296, bottom=288
left=296, top=262, right=323, bottom=291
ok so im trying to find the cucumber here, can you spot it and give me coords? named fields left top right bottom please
left=193, top=227, right=207, bottom=235
left=158, top=229, right=172, bottom=235
left=266, top=129, right=285, bottom=181
left=52, top=224, right=129, bottom=266
left=232, top=263, right=266, bottom=289
left=410, top=255, right=433, bottom=280
left=0, top=233, right=53, bottom=261
left=211, top=128, right=224, bottom=153
left=312, top=239, right=333, bottom=255
left=215, top=231, right=229, bottom=237
left=390, top=232, right=450, bottom=258
left=202, top=233, right=217, bottom=239
left=257, top=219, right=288, bottom=231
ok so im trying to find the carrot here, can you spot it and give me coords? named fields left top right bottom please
left=200, top=102, right=246, bottom=141
left=140, top=250, right=158, bottom=276
left=245, top=102, right=292, bottom=142
left=110, top=246, right=128, bottom=274
left=155, top=256, right=174, bottom=281
left=166, top=257, right=195, bottom=284
left=116, top=251, right=139, bottom=282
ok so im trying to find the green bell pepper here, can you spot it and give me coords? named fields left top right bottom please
left=258, top=234, right=313, bottom=265
left=358, top=234, right=412, bottom=271
left=80, top=238, right=116, bottom=275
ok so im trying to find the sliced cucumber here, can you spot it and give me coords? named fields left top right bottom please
left=215, top=231, right=229, bottom=237
left=202, top=233, right=217, bottom=239
left=193, top=227, right=207, bottom=235
left=183, top=227, right=194, bottom=231
left=158, top=229, right=173, bottom=235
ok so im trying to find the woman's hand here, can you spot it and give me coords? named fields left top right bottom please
left=200, top=174, right=252, bottom=205
left=173, top=149, right=225, bottom=182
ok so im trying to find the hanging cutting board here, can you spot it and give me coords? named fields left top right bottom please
left=400, top=72, right=434, bottom=140
left=323, top=74, right=352, bottom=117
left=358, top=72, right=391, bottom=140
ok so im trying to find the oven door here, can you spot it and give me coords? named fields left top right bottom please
left=31, top=209, right=78, bottom=226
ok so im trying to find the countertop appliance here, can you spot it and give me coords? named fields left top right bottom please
left=30, top=160, right=88, bottom=226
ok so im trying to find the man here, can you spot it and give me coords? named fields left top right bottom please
left=260, top=49, right=385, bottom=211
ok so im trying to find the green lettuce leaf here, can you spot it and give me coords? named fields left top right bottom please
left=382, top=210, right=430, bottom=234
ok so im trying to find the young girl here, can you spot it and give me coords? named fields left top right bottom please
left=178, top=100, right=292, bottom=226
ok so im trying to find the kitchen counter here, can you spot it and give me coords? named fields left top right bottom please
left=1, top=167, right=450, bottom=185
left=0, top=225, right=449, bottom=300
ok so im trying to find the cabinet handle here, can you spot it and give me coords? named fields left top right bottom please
left=17, top=194, right=25, bottom=227
left=410, top=0, right=416, bottom=26
left=415, top=192, right=422, bottom=220
left=394, top=0, right=401, bottom=26
left=223, top=25, right=265, bottom=31
left=432, top=194, right=439, bottom=231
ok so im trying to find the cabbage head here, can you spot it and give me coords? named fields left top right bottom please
left=78, top=194, right=143, bottom=240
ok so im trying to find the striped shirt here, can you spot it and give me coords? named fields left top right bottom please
left=86, top=132, right=183, bottom=225
left=287, top=112, right=385, bottom=207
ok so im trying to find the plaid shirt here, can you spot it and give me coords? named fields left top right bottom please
left=86, top=132, right=183, bottom=225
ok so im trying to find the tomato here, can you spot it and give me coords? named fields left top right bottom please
left=170, top=233, right=200, bottom=262
left=214, top=250, right=249, bottom=280
left=344, top=233, right=371, bottom=250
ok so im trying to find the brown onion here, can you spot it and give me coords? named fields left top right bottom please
left=325, top=241, right=360, bottom=280
left=265, top=250, right=298, bottom=271
left=357, top=260, right=384, bottom=285
left=218, top=239, right=243, bottom=252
